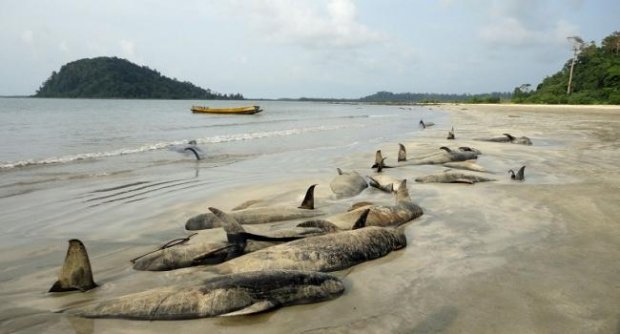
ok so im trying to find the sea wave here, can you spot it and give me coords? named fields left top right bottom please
left=0, top=124, right=360, bottom=170
left=159, top=114, right=371, bottom=131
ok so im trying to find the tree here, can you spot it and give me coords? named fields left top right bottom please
left=602, top=31, right=620, bottom=55
left=566, top=36, right=585, bottom=95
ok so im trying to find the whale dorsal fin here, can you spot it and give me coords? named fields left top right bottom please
left=439, top=146, right=452, bottom=153
left=208, top=207, right=249, bottom=247
left=298, top=184, right=317, bottom=210
left=398, top=143, right=407, bottom=162
left=516, top=165, right=526, bottom=180
left=209, top=208, right=245, bottom=235
left=503, top=133, right=515, bottom=140
left=372, top=150, right=383, bottom=168
left=352, top=209, right=371, bottom=230
left=49, top=239, right=97, bottom=293
left=184, top=147, right=201, bottom=160
left=395, top=179, right=411, bottom=203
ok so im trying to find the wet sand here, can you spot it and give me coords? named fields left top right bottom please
left=1, top=104, right=619, bottom=333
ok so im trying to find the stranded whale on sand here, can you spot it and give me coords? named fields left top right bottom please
left=185, top=185, right=323, bottom=230
left=393, top=146, right=480, bottom=166
left=133, top=208, right=328, bottom=271
left=212, top=209, right=408, bottom=274
left=477, top=133, right=532, bottom=145
left=65, top=270, right=344, bottom=320
left=415, top=171, right=495, bottom=184
left=330, top=168, right=368, bottom=198
left=291, top=180, right=422, bottom=232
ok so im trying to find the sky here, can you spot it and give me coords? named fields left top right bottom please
left=0, top=0, right=618, bottom=99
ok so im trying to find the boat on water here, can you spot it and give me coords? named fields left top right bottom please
left=191, top=105, right=263, bottom=115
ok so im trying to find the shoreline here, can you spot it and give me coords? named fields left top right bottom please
left=440, top=102, right=620, bottom=114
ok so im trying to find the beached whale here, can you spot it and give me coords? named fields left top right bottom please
left=477, top=133, right=532, bottom=145
left=212, top=209, right=408, bottom=274
left=419, top=120, right=435, bottom=128
left=185, top=185, right=324, bottom=230
left=65, top=270, right=344, bottom=320
left=509, top=166, right=526, bottom=180
left=169, top=140, right=204, bottom=160
left=314, top=179, right=423, bottom=230
left=443, top=160, right=489, bottom=173
left=330, top=168, right=368, bottom=198
left=49, top=239, right=97, bottom=293
left=397, top=146, right=479, bottom=166
left=133, top=208, right=326, bottom=271
left=415, top=171, right=495, bottom=184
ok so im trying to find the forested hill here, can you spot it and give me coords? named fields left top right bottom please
left=360, top=91, right=511, bottom=103
left=513, top=31, right=620, bottom=104
left=35, top=57, right=243, bottom=99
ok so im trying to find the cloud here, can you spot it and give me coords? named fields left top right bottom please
left=21, top=30, right=34, bottom=45
left=119, top=39, right=136, bottom=58
left=220, top=0, right=385, bottom=49
left=59, top=41, right=70, bottom=53
left=478, top=0, right=580, bottom=48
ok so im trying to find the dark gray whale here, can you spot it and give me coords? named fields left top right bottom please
left=66, top=270, right=344, bottom=320
left=186, top=185, right=324, bottom=230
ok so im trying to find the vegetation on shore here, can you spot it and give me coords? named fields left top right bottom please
left=35, top=57, right=243, bottom=100
left=513, top=31, right=620, bottom=104
left=359, top=91, right=509, bottom=104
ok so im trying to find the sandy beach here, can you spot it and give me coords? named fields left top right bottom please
left=1, top=102, right=619, bottom=333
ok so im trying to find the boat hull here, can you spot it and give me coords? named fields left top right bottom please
left=191, top=106, right=262, bottom=115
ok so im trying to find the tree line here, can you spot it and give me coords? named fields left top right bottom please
left=513, top=31, right=620, bottom=104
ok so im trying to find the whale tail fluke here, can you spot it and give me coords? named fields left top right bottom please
left=298, top=184, right=317, bottom=210
left=49, top=239, right=97, bottom=293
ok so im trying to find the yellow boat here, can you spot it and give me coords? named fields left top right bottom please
left=191, top=105, right=263, bottom=115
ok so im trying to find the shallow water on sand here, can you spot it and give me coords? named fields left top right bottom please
left=1, top=100, right=619, bottom=333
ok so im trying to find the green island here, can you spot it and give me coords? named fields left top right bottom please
left=35, top=57, right=243, bottom=100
